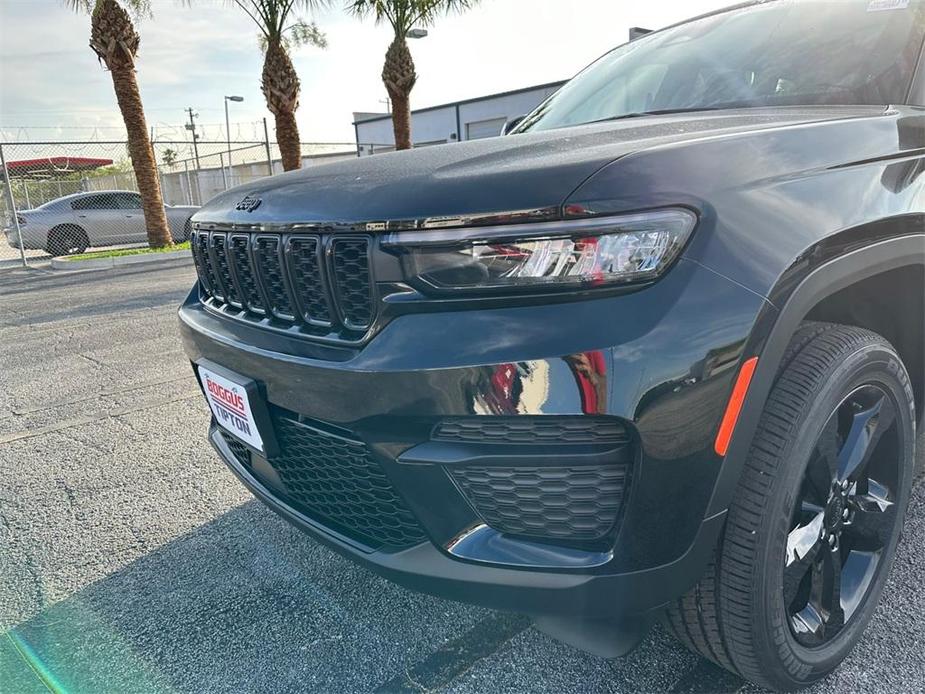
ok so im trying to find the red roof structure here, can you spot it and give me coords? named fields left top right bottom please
left=3, top=156, right=114, bottom=179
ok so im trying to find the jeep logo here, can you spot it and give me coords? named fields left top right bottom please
left=234, top=195, right=262, bottom=213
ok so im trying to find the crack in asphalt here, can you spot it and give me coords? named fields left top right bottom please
left=0, top=390, right=202, bottom=446
left=373, top=613, right=531, bottom=693
left=12, top=375, right=191, bottom=416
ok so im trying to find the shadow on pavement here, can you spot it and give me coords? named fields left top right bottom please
left=0, top=500, right=498, bottom=693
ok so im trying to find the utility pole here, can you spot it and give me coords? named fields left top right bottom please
left=184, top=107, right=201, bottom=170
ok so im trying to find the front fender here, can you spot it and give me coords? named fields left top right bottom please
left=705, top=234, right=925, bottom=518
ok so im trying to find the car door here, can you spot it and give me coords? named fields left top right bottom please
left=70, top=194, right=117, bottom=246
left=112, top=192, right=147, bottom=244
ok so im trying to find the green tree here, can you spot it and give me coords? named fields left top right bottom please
left=65, top=0, right=173, bottom=248
left=347, top=0, right=477, bottom=150
left=162, top=148, right=179, bottom=168
left=229, top=1, right=328, bottom=170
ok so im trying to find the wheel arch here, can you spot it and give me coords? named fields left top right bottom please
left=706, top=233, right=925, bottom=517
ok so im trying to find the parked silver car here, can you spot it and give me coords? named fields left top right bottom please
left=3, top=191, right=199, bottom=255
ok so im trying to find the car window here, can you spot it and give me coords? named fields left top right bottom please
left=114, top=193, right=143, bottom=210
left=518, top=0, right=925, bottom=133
left=71, top=195, right=111, bottom=211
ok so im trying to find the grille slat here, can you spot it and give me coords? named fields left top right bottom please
left=192, top=231, right=221, bottom=298
left=331, top=238, right=374, bottom=330
left=228, top=234, right=265, bottom=313
left=268, top=416, right=426, bottom=549
left=210, top=232, right=242, bottom=307
left=192, top=230, right=376, bottom=341
left=253, top=235, right=295, bottom=320
left=286, top=236, right=332, bottom=325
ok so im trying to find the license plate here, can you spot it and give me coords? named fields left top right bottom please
left=198, top=365, right=265, bottom=452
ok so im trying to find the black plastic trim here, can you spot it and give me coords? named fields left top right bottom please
left=398, top=440, right=631, bottom=468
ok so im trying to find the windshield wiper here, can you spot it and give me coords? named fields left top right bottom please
left=584, top=105, right=748, bottom=125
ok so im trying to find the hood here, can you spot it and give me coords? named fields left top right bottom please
left=194, top=106, right=888, bottom=229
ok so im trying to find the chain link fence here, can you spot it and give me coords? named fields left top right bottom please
left=0, top=139, right=380, bottom=265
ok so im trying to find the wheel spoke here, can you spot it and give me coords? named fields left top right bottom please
left=808, top=545, right=844, bottom=639
left=791, top=602, right=825, bottom=641
left=800, top=499, right=825, bottom=520
left=784, top=512, right=824, bottom=607
left=836, top=394, right=894, bottom=483
left=848, top=481, right=896, bottom=552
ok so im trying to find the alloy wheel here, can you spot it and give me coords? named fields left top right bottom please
left=783, top=384, right=900, bottom=647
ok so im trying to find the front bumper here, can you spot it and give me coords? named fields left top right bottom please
left=209, top=422, right=725, bottom=620
left=179, top=256, right=768, bottom=620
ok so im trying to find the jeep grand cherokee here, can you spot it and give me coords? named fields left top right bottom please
left=179, top=1, right=925, bottom=689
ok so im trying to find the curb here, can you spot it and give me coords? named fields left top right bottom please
left=51, top=250, right=192, bottom=271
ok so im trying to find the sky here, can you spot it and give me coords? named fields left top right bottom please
left=0, top=0, right=733, bottom=145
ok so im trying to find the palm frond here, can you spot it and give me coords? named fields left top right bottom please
left=347, top=0, right=479, bottom=35
left=227, top=0, right=328, bottom=44
left=64, top=0, right=152, bottom=18
left=288, top=20, right=327, bottom=49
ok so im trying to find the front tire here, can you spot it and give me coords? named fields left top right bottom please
left=668, top=322, right=915, bottom=691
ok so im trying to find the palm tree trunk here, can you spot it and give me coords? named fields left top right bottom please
left=261, top=40, right=303, bottom=171
left=382, top=36, right=416, bottom=150
left=109, top=66, right=172, bottom=248
left=88, top=0, right=171, bottom=249
left=388, top=87, right=413, bottom=150
left=275, top=110, right=302, bottom=171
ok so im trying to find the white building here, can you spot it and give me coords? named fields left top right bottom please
left=353, top=81, right=566, bottom=155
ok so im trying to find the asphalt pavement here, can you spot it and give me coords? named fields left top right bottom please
left=0, top=262, right=922, bottom=693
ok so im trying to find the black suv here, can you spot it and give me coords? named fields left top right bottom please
left=180, top=1, right=925, bottom=689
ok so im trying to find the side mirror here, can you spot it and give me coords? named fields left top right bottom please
left=501, top=115, right=526, bottom=136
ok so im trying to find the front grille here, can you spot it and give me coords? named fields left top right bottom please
left=266, top=415, right=426, bottom=549
left=191, top=230, right=375, bottom=340
left=434, top=417, right=628, bottom=444
left=450, top=464, right=629, bottom=543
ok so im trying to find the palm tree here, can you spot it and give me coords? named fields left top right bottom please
left=66, top=0, right=173, bottom=248
left=229, top=1, right=328, bottom=171
left=348, top=0, right=477, bottom=151
left=162, top=148, right=179, bottom=169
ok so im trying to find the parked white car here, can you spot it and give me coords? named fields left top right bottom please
left=3, top=191, right=199, bottom=255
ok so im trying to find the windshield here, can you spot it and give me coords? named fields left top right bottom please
left=518, top=0, right=925, bottom=133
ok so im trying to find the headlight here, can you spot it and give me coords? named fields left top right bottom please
left=383, top=208, right=697, bottom=294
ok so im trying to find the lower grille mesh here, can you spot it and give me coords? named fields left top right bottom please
left=268, top=416, right=426, bottom=549
left=219, top=429, right=251, bottom=468
left=450, top=464, right=629, bottom=542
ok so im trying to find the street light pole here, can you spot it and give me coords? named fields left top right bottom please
left=224, top=95, right=244, bottom=189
